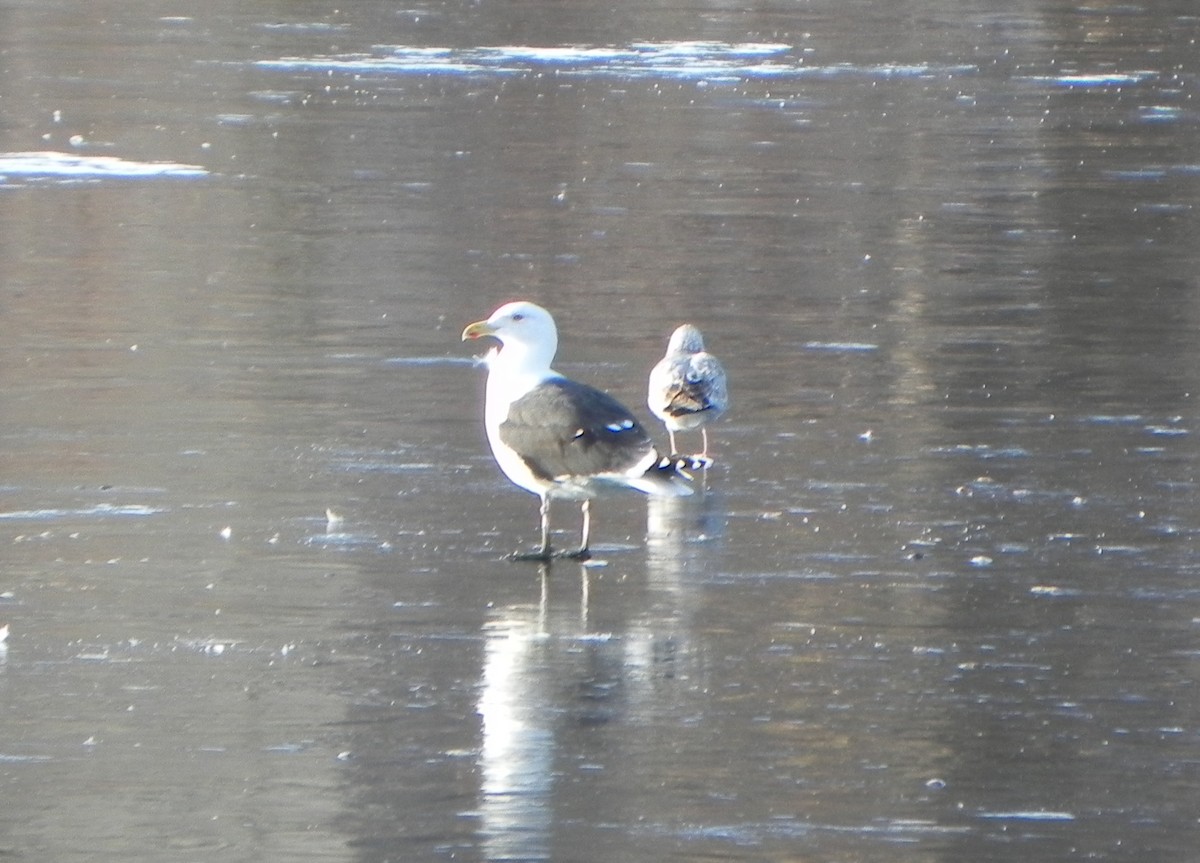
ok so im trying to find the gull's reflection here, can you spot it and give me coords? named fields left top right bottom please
left=640, top=487, right=724, bottom=691
left=646, top=483, right=726, bottom=589
left=476, top=564, right=590, bottom=861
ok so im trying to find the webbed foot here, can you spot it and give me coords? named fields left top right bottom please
left=506, top=548, right=553, bottom=563
left=555, top=548, right=591, bottom=561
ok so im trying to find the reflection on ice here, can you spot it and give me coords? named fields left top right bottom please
left=477, top=574, right=555, bottom=862
left=646, top=486, right=726, bottom=585
left=474, top=564, right=704, bottom=859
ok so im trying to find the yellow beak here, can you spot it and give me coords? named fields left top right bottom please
left=461, top=319, right=497, bottom=341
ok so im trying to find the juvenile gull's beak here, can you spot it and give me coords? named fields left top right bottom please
left=461, top=319, right=496, bottom=341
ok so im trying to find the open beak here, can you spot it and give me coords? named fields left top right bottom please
left=461, top=319, right=497, bottom=341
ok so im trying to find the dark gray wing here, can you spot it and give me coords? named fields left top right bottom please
left=500, top=377, right=655, bottom=481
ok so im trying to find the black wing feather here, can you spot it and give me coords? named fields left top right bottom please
left=500, top=378, right=655, bottom=480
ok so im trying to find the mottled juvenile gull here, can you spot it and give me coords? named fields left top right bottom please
left=648, top=324, right=728, bottom=458
left=463, top=301, right=695, bottom=561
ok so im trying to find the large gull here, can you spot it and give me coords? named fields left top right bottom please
left=647, top=324, right=728, bottom=458
left=463, top=301, right=696, bottom=561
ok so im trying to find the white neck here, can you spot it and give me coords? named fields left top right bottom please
left=483, top=339, right=557, bottom=430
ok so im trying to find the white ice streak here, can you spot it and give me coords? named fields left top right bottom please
left=0, top=151, right=207, bottom=181
left=0, top=503, right=164, bottom=521
left=804, top=341, right=880, bottom=353
left=978, top=810, right=1076, bottom=821
left=1018, top=72, right=1153, bottom=87
left=261, top=41, right=978, bottom=83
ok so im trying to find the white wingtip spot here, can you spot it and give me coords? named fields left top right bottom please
left=605, top=419, right=636, bottom=433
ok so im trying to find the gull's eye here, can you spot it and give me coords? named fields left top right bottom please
left=511, top=313, right=525, bottom=321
